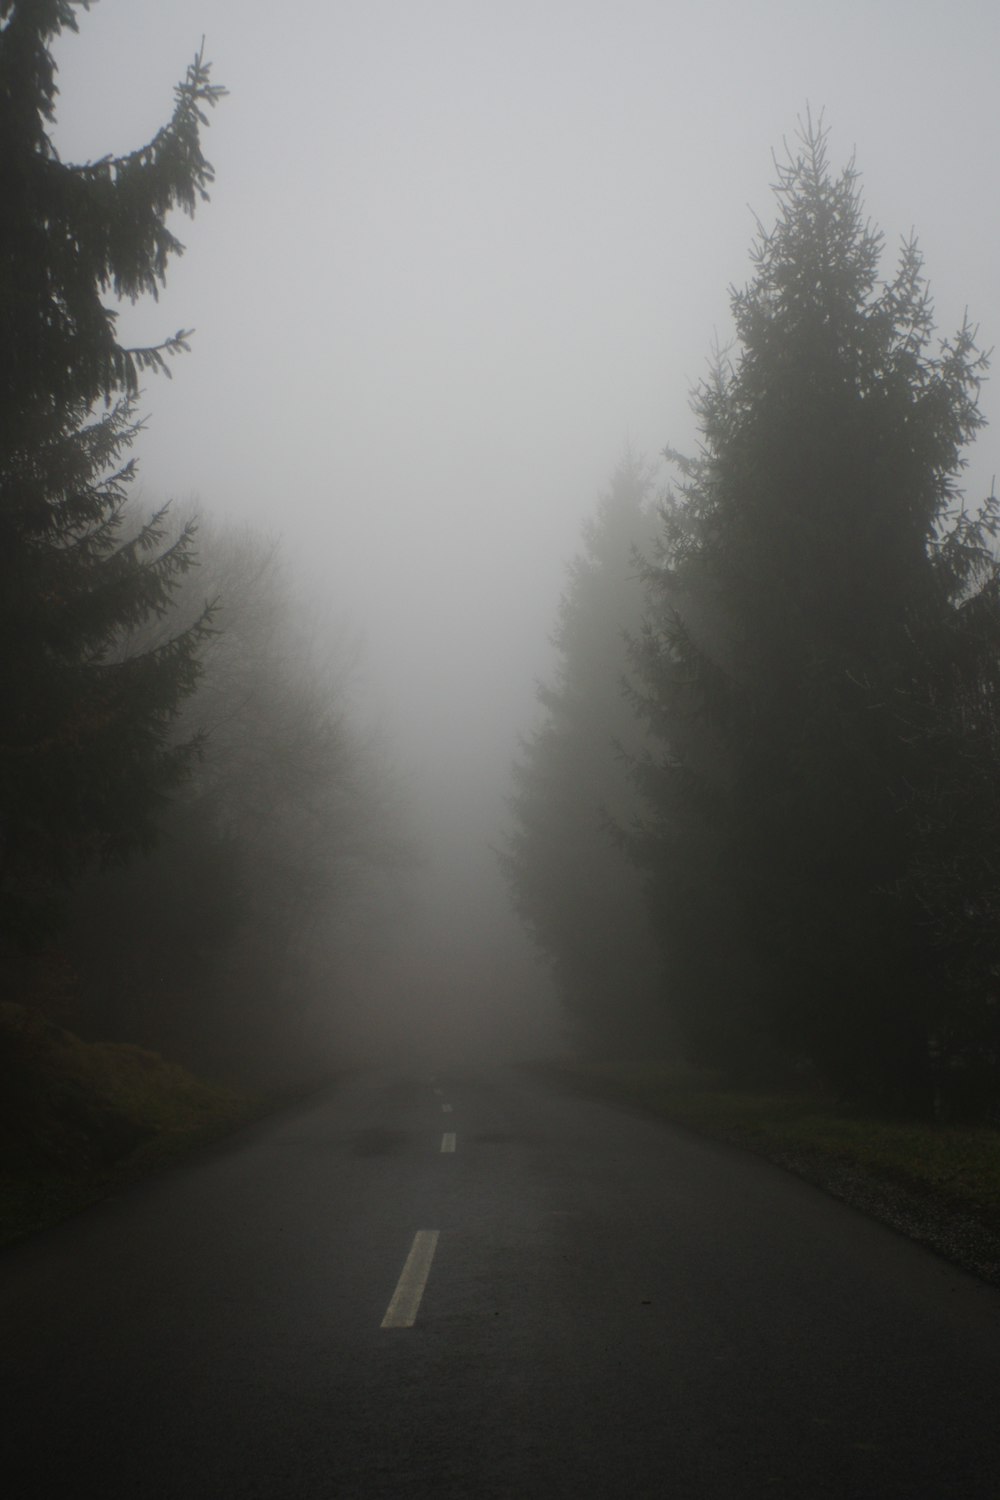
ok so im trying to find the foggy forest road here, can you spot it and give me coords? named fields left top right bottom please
left=3, top=1068, right=1000, bottom=1499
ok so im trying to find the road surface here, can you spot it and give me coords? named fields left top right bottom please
left=3, top=1067, right=1000, bottom=1497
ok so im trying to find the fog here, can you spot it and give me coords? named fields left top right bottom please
left=49, top=0, right=1000, bottom=1066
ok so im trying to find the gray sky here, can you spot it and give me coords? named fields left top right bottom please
left=50, top=0, right=1000, bottom=1056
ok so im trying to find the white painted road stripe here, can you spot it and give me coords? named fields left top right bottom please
left=380, top=1231, right=440, bottom=1329
left=441, top=1132, right=456, bottom=1153
left=433, top=1087, right=443, bottom=1095
left=442, top=1102, right=452, bottom=1113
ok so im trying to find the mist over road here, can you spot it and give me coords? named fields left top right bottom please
left=4, top=1069, right=999, bottom=1498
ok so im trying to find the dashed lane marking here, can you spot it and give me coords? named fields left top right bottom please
left=380, top=1231, right=440, bottom=1329
left=442, top=1102, right=453, bottom=1113
left=441, top=1133, right=456, bottom=1153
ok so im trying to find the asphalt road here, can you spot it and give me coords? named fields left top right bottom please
left=3, top=1067, right=1000, bottom=1498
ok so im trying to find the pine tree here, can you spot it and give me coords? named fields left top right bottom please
left=631, top=118, right=1000, bottom=1109
left=0, top=1, right=225, bottom=946
left=503, top=455, right=667, bottom=1052
left=62, top=519, right=414, bottom=1083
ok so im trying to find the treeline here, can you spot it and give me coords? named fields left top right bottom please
left=502, top=456, right=667, bottom=1055
left=506, top=123, right=1000, bottom=1119
left=1, top=5, right=409, bottom=1084
left=57, top=518, right=411, bottom=1082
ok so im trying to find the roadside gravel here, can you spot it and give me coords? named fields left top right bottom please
left=534, top=1061, right=1000, bottom=1290
left=755, top=1139, right=1000, bottom=1288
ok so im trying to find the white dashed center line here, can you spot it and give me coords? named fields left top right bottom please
left=441, top=1102, right=452, bottom=1113
left=441, top=1132, right=456, bottom=1153
left=380, top=1230, right=440, bottom=1328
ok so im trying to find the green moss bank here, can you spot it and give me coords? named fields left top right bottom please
left=0, top=1003, right=282, bottom=1246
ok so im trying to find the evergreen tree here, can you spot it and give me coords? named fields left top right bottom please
left=63, top=520, right=414, bottom=1083
left=503, top=455, right=666, bottom=1052
left=0, top=2, right=225, bottom=946
left=631, top=119, right=1000, bottom=1110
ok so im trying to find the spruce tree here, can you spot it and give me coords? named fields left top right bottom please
left=631, top=119, right=1000, bottom=1109
left=503, top=455, right=666, bottom=1052
left=0, top=1, right=225, bottom=946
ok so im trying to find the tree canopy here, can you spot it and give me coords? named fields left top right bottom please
left=0, top=1, right=225, bottom=946
left=503, top=454, right=666, bottom=1052
left=629, top=118, right=1000, bottom=1110
left=62, top=519, right=415, bottom=1082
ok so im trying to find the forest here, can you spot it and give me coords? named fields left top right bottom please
left=5, top=8, right=1000, bottom=1494
left=4, top=3, right=1000, bottom=1139
left=506, top=125, right=1000, bottom=1122
left=0, top=3, right=410, bottom=1102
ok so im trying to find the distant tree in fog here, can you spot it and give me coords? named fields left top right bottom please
left=66, top=521, right=414, bottom=1082
left=502, top=455, right=667, bottom=1053
left=630, top=118, right=1000, bottom=1112
left=0, top=4, right=224, bottom=948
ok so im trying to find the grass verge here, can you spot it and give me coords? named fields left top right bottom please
left=532, top=1057, right=1000, bottom=1287
left=0, top=1003, right=290, bottom=1248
